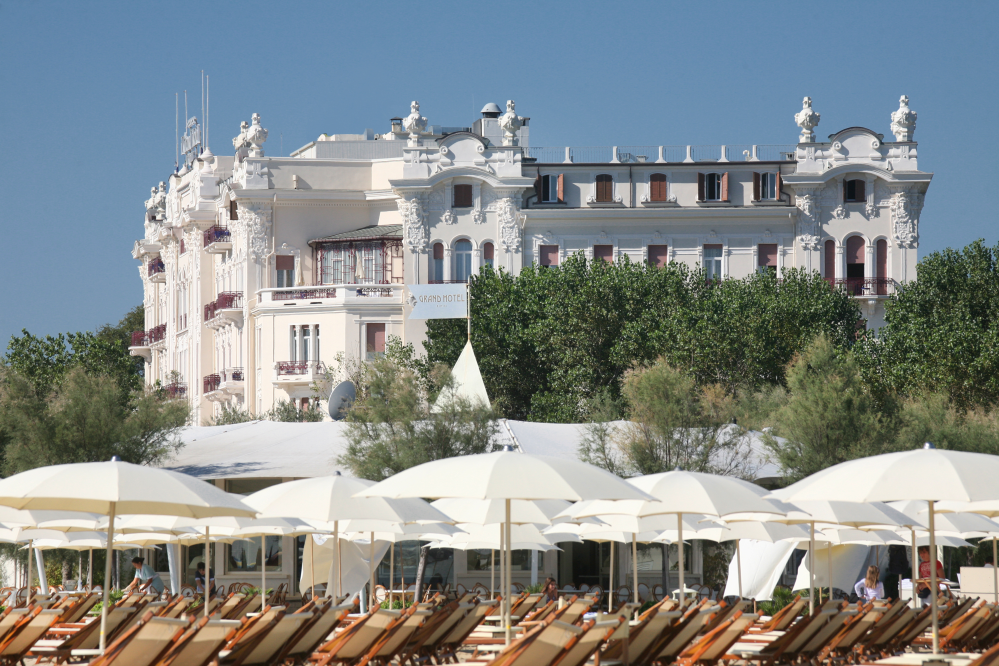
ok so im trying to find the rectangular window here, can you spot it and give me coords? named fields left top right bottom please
left=593, top=245, right=614, bottom=263
left=595, top=175, right=613, bottom=203
left=649, top=174, right=668, bottom=202
left=845, top=179, right=866, bottom=202
left=301, top=326, right=311, bottom=362
left=366, top=323, right=386, bottom=360
left=290, top=326, right=298, bottom=362
left=703, top=244, right=723, bottom=280
left=757, top=173, right=778, bottom=200
left=467, top=549, right=532, bottom=572
left=483, top=242, right=495, bottom=268
left=225, top=536, right=282, bottom=574
left=539, top=244, right=559, bottom=267
left=453, top=184, right=473, bottom=208
left=541, top=175, right=562, bottom=203
left=758, top=243, right=778, bottom=274
left=276, top=255, right=295, bottom=288
left=229, top=201, right=238, bottom=221
left=648, top=244, right=669, bottom=268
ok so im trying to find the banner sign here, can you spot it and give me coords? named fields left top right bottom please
left=407, top=284, right=468, bottom=320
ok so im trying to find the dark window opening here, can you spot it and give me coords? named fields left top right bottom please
left=453, top=184, right=473, bottom=208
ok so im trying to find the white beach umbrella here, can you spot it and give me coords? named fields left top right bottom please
left=431, top=498, right=589, bottom=526
left=0, top=458, right=255, bottom=652
left=245, top=472, right=451, bottom=606
left=931, top=499, right=999, bottom=604
left=771, top=443, right=999, bottom=654
left=357, top=449, right=651, bottom=644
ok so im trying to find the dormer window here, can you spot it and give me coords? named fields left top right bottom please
left=649, top=173, right=668, bottom=202
left=541, top=174, right=563, bottom=203
left=595, top=175, right=613, bottom=203
left=698, top=173, right=728, bottom=202
left=844, top=179, right=866, bottom=203
left=753, top=172, right=780, bottom=201
left=453, top=184, right=473, bottom=208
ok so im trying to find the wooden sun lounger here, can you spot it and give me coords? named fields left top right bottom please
left=409, top=602, right=475, bottom=665
left=86, top=613, right=191, bottom=666
left=0, top=608, right=63, bottom=664
left=733, top=605, right=839, bottom=664
left=816, top=602, right=886, bottom=663
left=754, top=595, right=805, bottom=633
left=309, top=607, right=411, bottom=665
left=357, top=607, right=432, bottom=665
left=436, top=599, right=499, bottom=663
left=214, top=594, right=246, bottom=620
left=223, top=609, right=315, bottom=665
left=155, top=616, right=242, bottom=666
left=468, top=617, right=586, bottom=666
left=30, top=606, right=137, bottom=663
left=273, top=603, right=354, bottom=665
left=599, top=604, right=675, bottom=665
left=554, top=618, right=622, bottom=666
left=646, top=603, right=719, bottom=665
left=676, top=611, right=759, bottom=666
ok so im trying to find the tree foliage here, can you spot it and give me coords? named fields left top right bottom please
left=337, top=338, right=497, bottom=481
left=425, top=255, right=861, bottom=422
left=857, top=240, right=999, bottom=409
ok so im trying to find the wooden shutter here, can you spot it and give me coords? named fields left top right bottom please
left=483, top=242, right=494, bottom=261
left=721, top=172, right=729, bottom=202
left=433, top=243, right=443, bottom=260
left=557, top=174, right=564, bottom=203
left=856, top=180, right=866, bottom=202
left=650, top=173, right=667, bottom=202
left=596, top=175, right=612, bottom=202
left=540, top=244, right=559, bottom=266
left=697, top=173, right=705, bottom=201
left=230, top=201, right=238, bottom=220
left=593, top=245, right=613, bottom=263
left=366, top=323, right=386, bottom=354
left=534, top=174, right=542, bottom=200
left=752, top=173, right=761, bottom=201
left=776, top=172, right=782, bottom=200
left=824, top=240, right=836, bottom=281
left=276, top=255, right=295, bottom=271
left=648, top=244, right=668, bottom=268
left=454, top=184, right=473, bottom=207
left=847, top=236, right=865, bottom=265
left=758, top=244, right=778, bottom=267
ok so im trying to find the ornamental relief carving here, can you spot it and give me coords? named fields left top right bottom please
left=889, top=189, right=919, bottom=248
left=472, top=208, right=485, bottom=224
left=237, top=203, right=273, bottom=264
left=481, top=185, right=498, bottom=211
left=398, top=198, right=428, bottom=251
left=428, top=189, right=444, bottom=212
left=441, top=209, right=456, bottom=225
left=497, top=198, right=521, bottom=251
left=795, top=192, right=821, bottom=249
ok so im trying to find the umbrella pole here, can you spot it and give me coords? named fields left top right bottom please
left=88, top=548, right=93, bottom=590
left=828, top=543, right=833, bottom=602
left=99, top=500, right=116, bottom=653
left=369, top=532, right=375, bottom=611
left=609, top=540, right=614, bottom=612
left=499, top=525, right=505, bottom=604
left=336, top=522, right=342, bottom=600
left=678, top=513, right=684, bottom=610
left=490, top=550, right=495, bottom=601
left=389, top=543, right=395, bottom=607
left=310, top=536, right=315, bottom=602
left=808, top=522, right=815, bottom=614
left=737, top=540, right=743, bottom=599
left=261, top=536, right=267, bottom=609
left=632, top=533, right=638, bottom=616
left=993, top=538, right=998, bottom=604
left=204, top=527, right=210, bottom=620
left=928, top=501, right=940, bottom=654
left=505, top=499, right=511, bottom=646
left=27, top=540, right=34, bottom=601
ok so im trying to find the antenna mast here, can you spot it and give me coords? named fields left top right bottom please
left=201, top=71, right=205, bottom=155
left=175, top=93, right=179, bottom=171
left=206, top=75, right=209, bottom=149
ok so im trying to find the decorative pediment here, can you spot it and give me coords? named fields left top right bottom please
left=437, top=133, right=489, bottom=167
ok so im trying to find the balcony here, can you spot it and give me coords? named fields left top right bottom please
left=203, top=374, right=221, bottom=394
left=148, top=258, right=166, bottom=283
left=204, top=292, right=244, bottom=329
left=128, top=330, right=150, bottom=360
left=203, top=226, right=232, bottom=254
left=257, top=283, right=404, bottom=309
left=147, top=324, right=167, bottom=348
left=162, top=382, right=187, bottom=399
left=830, top=278, right=898, bottom=298
left=273, top=360, right=325, bottom=397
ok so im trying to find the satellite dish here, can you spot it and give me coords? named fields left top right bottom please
left=328, top=381, right=356, bottom=421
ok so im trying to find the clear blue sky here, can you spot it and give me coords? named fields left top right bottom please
left=1, top=1, right=996, bottom=344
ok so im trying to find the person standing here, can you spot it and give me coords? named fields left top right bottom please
left=854, top=565, right=884, bottom=601
left=124, top=557, right=165, bottom=596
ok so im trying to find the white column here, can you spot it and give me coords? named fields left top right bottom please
left=866, top=242, right=875, bottom=280
left=836, top=244, right=845, bottom=280
left=166, top=544, right=181, bottom=594
left=444, top=248, right=453, bottom=282
left=35, top=548, right=48, bottom=595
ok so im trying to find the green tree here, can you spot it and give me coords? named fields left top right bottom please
left=426, top=257, right=859, bottom=422
left=337, top=342, right=497, bottom=481
left=857, top=240, right=999, bottom=409
left=0, top=366, right=189, bottom=474
left=763, top=335, right=887, bottom=482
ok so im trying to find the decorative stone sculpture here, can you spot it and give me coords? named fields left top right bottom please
left=472, top=208, right=485, bottom=224
left=441, top=209, right=456, bottom=225
left=891, top=95, right=917, bottom=142
left=497, top=198, right=520, bottom=251
left=890, top=189, right=919, bottom=247
left=795, top=191, right=821, bottom=249
left=403, top=101, right=427, bottom=147
left=795, top=97, right=820, bottom=143
left=497, top=100, right=524, bottom=147
left=398, top=198, right=428, bottom=251
left=246, top=113, right=268, bottom=158
left=233, top=120, right=250, bottom=151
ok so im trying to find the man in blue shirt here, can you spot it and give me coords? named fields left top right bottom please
left=125, top=556, right=165, bottom=596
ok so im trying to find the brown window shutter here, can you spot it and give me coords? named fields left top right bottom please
left=534, top=174, right=542, bottom=200
left=483, top=242, right=494, bottom=261
left=721, top=172, right=729, bottom=201
left=230, top=201, right=238, bottom=220
left=540, top=244, right=559, bottom=266
left=824, top=240, right=836, bottom=279
left=697, top=173, right=705, bottom=201
left=843, top=180, right=848, bottom=202
left=758, top=244, right=778, bottom=267
left=856, top=180, right=866, bottom=202
left=276, top=255, right=295, bottom=271
left=433, top=243, right=444, bottom=260
left=593, top=245, right=613, bottom=263
left=650, top=173, right=666, bottom=201
left=753, top=172, right=761, bottom=201
left=596, top=175, right=612, bottom=202
left=847, top=236, right=865, bottom=265
left=557, top=174, right=564, bottom=203
left=648, top=244, right=668, bottom=268
left=776, top=172, right=782, bottom=200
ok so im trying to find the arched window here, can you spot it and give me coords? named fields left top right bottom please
left=846, top=237, right=865, bottom=278
left=431, top=243, right=444, bottom=283
left=455, top=240, right=472, bottom=282
left=595, top=174, right=613, bottom=202
left=649, top=173, right=668, bottom=202
left=824, top=239, right=836, bottom=285
left=483, top=242, right=495, bottom=268
left=876, top=239, right=888, bottom=295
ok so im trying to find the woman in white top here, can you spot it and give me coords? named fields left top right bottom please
left=854, top=565, right=884, bottom=601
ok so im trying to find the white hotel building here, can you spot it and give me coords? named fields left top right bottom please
left=131, top=96, right=930, bottom=423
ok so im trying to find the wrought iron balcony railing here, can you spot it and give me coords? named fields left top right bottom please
left=204, top=292, right=244, bottom=321
left=827, top=277, right=898, bottom=296
left=147, top=259, right=165, bottom=277
left=147, top=324, right=167, bottom=344
left=162, top=382, right=187, bottom=398
left=222, top=367, right=244, bottom=382
left=130, top=330, right=148, bottom=347
left=203, top=374, right=221, bottom=393
left=203, top=225, right=231, bottom=248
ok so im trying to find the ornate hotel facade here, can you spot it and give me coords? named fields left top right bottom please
left=131, top=96, right=930, bottom=423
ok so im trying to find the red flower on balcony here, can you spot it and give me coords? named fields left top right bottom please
left=130, top=330, right=148, bottom=347
left=203, top=225, right=231, bottom=247
left=203, top=374, right=221, bottom=393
